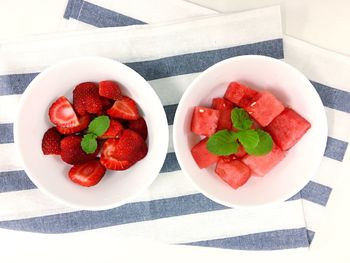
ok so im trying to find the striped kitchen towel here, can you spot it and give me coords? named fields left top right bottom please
left=0, top=7, right=311, bottom=250
left=60, top=0, right=350, bottom=245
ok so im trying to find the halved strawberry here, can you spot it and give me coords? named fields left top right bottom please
left=48, top=96, right=79, bottom=128
left=56, top=114, right=91, bottom=135
left=99, top=120, right=124, bottom=139
left=99, top=80, right=122, bottom=100
left=101, top=97, right=114, bottom=110
left=107, top=96, right=140, bottom=120
left=73, top=82, right=103, bottom=115
left=68, top=159, right=106, bottom=187
left=60, top=135, right=99, bottom=165
left=127, top=117, right=148, bottom=140
left=100, top=130, right=148, bottom=170
left=100, top=139, right=134, bottom=170
left=42, top=127, right=62, bottom=155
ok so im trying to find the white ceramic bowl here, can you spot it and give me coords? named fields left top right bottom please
left=173, top=55, right=327, bottom=209
left=14, top=56, right=169, bottom=211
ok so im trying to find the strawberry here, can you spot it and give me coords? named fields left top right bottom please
left=42, top=127, right=62, bottom=155
left=100, top=130, right=148, bottom=170
left=127, top=117, right=148, bottom=140
left=60, top=135, right=99, bottom=165
left=100, top=139, right=134, bottom=170
left=99, top=120, right=124, bottom=139
left=107, top=96, right=140, bottom=120
left=101, top=97, right=114, bottom=110
left=99, top=80, right=122, bottom=100
left=73, top=82, right=103, bottom=115
left=48, top=96, right=79, bottom=128
left=56, top=114, right=91, bottom=135
left=68, top=159, right=106, bottom=187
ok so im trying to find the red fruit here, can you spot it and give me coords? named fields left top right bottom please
left=41, top=127, right=62, bottom=155
left=266, top=108, right=311, bottom=151
left=212, top=98, right=234, bottom=130
left=68, top=160, right=106, bottom=187
left=73, top=82, right=103, bottom=115
left=242, top=144, right=285, bottom=176
left=234, top=144, right=247, bottom=158
left=99, top=80, right=122, bottom=100
left=99, top=120, right=124, bottom=139
left=101, top=97, right=114, bottom=110
left=215, top=159, right=251, bottom=189
left=100, top=130, right=148, bottom=170
left=224, top=82, right=259, bottom=108
left=127, top=117, right=148, bottom=140
left=56, top=114, right=91, bottom=135
left=245, top=92, right=285, bottom=127
left=107, top=96, right=140, bottom=120
left=60, top=135, right=99, bottom=165
left=48, top=96, right=79, bottom=128
left=191, top=138, right=219, bottom=169
left=191, top=106, right=219, bottom=137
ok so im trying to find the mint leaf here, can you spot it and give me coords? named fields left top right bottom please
left=245, top=129, right=273, bottom=156
left=206, top=130, right=239, bottom=156
left=236, top=130, right=259, bottom=149
left=88, top=115, right=110, bottom=137
left=81, top=133, right=98, bottom=154
left=231, top=108, right=253, bottom=130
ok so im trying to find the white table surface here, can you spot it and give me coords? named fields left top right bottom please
left=0, top=0, right=349, bottom=262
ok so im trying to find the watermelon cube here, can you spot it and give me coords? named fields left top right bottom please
left=266, top=108, right=311, bottom=151
left=212, top=98, right=234, bottom=130
left=245, top=92, right=285, bottom=127
left=242, top=144, right=285, bottom=176
left=191, top=138, right=219, bottom=169
left=224, top=82, right=259, bottom=108
left=234, top=144, right=247, bottom=158
left=191, top=106, right=219, bottom=137
left=215, top=158, right=251, bottom=189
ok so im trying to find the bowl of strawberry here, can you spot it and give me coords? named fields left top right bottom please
left=173, top=55, right=327, bottom=209
left=14, top=57, right=168, bottom=210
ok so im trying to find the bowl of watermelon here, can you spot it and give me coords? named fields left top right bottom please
left=173, top=55, right=327, bottom=208
left=14, top=56, right=169, bottom=210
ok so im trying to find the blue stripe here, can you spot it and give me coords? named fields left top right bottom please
left=75, top=1, right=146, bottom=28
left=312, top=80, right=350, bottom=113
left=184, top=228, right=309, bottom=250
left=63, top=0, right=76, bottom=19
left=300, top=181, right=332, bottom=206
left=69, top=0, right=84, bottom=20
left=0, top=170, right=36, bottom=192
left=0, top=193, right=227, bottom=233
left=125, top=39, right=283, bottom=81
left=0, top=123, right=13, bottom=144
left=307, top=229, right=315, bottom=244
left=0, top=39, right=283, bottom=96
left=324, top=137, right=348, bottom=162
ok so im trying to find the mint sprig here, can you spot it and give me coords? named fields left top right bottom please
left=81, top=115, right=110, bottom=154
left=206, top=130, right=239, bottom=156
left=206, top=108, right=273, bottom=156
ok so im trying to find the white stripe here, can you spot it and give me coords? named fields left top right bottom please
left=312, top=157, right=346, bottom=188
left=168, top=125, right=174, bottom=153
left=284, top=35, right=350, bottom=93
left=0, top=143, right=22, bottom=172
left=0, top=95, right=21, bottom=123
left=0, top=170, right=198, bottom=221
left=325, top=107, right=350, bottom=142
left=301, top=200, right=325, bottom=233
left=74, top=199, right=306, bottom=244
left=0, top=7, right=282, bottom=73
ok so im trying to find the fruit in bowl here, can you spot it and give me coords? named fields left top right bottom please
left=173, top=55, right=327, bottom=208
left=42, top=80, right=148, bottom=187
left=15, top=57, right=168, bottom=210
left=190, top=82, right=311, bottom=189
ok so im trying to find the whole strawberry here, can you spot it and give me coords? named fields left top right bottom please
left=42, top=127, right=62, bottom=155
left=73, top=82, right=103, bottom=115
left=60, top=135, right=99, bottom=165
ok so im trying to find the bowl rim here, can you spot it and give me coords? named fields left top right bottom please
left=14, top=56, right=169, bottom=211
left=173, top=54, right=328, bottom=209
